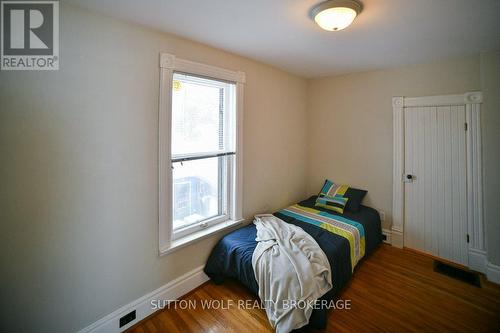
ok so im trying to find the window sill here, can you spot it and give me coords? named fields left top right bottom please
left=159, top=218, right=245, bottom=256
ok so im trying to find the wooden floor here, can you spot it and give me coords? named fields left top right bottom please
left=127, top=245, right=500, bottom=332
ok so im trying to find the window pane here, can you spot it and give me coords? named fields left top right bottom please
left=172, top=73, right=226, bottom=155
left=172, top=156, right=225, bottom=230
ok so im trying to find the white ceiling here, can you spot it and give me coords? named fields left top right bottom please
left=68, top=0, right=500, bottom=78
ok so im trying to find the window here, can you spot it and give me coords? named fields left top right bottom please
left=171, top=73, right=235, bottom=238
left=158, top=54, right=244, bottom=254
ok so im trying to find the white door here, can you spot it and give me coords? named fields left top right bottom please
left=404, top=105, right=468, bottom=265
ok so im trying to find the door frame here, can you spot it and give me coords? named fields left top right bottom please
left=392, top=92, right=486, bottom=272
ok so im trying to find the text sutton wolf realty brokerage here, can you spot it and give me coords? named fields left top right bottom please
left=1, top=1, right=59, bottom=70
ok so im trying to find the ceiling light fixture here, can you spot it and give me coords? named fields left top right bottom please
left=310, top=0, right=363, bottom=31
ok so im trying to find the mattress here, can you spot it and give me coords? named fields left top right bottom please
left=204, top=195, right=383, bottom=329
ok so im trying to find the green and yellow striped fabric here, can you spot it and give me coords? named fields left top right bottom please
left=279, top=204, right=366, bottom=270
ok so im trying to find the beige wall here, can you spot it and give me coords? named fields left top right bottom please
left=0, top=3, right=497, bottom=332
left=480, top=51, right=500, bottom=266
left=0, top=4, right=308, bottom=332
left=307, top=57, right=481, bottom=229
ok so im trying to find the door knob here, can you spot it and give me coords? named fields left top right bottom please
left=403, top=173, right=415, bottom=183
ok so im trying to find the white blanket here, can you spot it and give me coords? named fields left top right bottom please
left=251, top=214, right=332, bottom=333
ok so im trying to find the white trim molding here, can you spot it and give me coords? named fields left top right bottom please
left=158, top=57, right=173, bottom=254
left=160, top=53, right=246, bottom=83
left=403, top=92, right=483, bottom=107
left=468, top=248, right=487, bottom=273
left=158, top=53, right=245, bottom=255
left=486, top=262, right=500, bottom=284
left=160, top=218, right=244, bottom=255
left=392, top=92, right=485, bottom=267
left=465, top=96, right=486, bottom=268
left=464, top=91, right=483, bottom=104
left=77, top=266, right=209, bottom=333
left=391, top=97, right=404, bottom=248
left=382, top=228, right=392, bottom=245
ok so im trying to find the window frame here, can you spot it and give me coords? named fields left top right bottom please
left=170, top=73, right=233, bottom=239
left=158, top=53, right=245, bottom=255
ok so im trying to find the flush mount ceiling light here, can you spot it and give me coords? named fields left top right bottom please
left=310, top=0, right=363, bottom=31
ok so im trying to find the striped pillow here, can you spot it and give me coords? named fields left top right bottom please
left=315, top=179, right=350, bottom=214
left=315, top=193, right=349, bottom=214
left=319, top=179, right=350, bottom=197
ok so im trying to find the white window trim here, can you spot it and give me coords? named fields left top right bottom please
left=158, top=53, right=245, bottom=256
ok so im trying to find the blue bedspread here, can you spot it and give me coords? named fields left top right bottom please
left=204, top=196, right=382, bottom=329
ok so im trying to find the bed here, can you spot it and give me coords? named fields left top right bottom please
left=204, top=195, right=383, bottom=329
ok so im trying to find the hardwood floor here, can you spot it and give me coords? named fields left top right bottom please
left=127, top=245, right=500, bottom=332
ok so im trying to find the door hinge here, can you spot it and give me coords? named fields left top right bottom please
left=464, top=123, right=468, bottom=131
left=467, top=234, right=470, bottom=243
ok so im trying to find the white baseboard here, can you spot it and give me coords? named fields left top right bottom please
left=78, top=265, right=209, bottom=333
left=390, top=227, right=404, bottom=248
left=382, top=228, right=392, bottom=245
left=486, top=262, right=500, bottom=284
left=468, top=248, right=487, bottom=273
left=453, top=248, right=500, bottom=285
